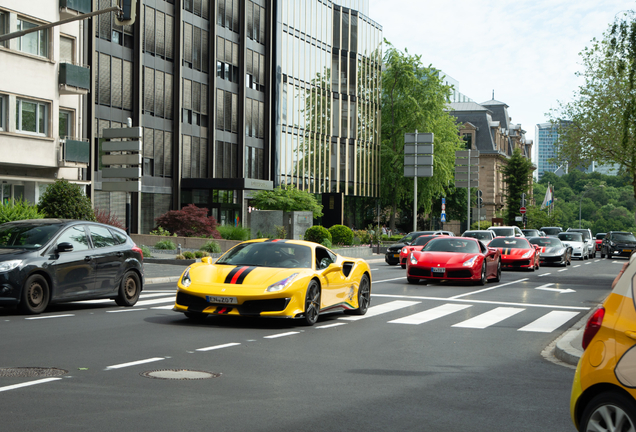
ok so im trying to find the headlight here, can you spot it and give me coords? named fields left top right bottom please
left=180, top=268, right=192, bottom=288
left=522, top=250, right=533, bottom=258
left=410, top=253, right=418, bottom=265
left=402, top=247, right=408, bottom=253
left=610, top=241, right=616, bottom=246
left=463, top=256, right=477, bottom=267
left=0, top=260, right=21, bottom=273
left=556, top=248, right=566, bottom=255
left=267, top=273, right=298, bottom=292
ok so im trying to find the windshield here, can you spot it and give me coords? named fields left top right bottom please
left=612, top=233, right=636, bottom=242
left=529, top=237, right=562, bottom=247
left=596, top=233, right=606, bottom=240
left=542, top=228, right=562, bottom=235
left=569, top=230, right=591, bottom=240
left=412, top=236, right=436, bottom=246
left=489, top=228, right=515, bottom=237
left=522, top=230, right=540, bottom=237
left=463, top=231, right=492, bottom=240
left=489, top=238, right=531, bottom=249
left=559, top=233, right=583, bottom=242
left=0, top=223, right=62, bottom=249
left=423, top=238, right=480, bottom=254
left=216, top=242, right=313, bottom=268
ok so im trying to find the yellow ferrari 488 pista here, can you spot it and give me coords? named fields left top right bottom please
left=174, top=239, right=372, bottom=325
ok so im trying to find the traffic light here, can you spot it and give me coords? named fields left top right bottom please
left=522, top=214, right=528, bottom=225
left=115, top=0, right=136, bottom=26
left=478, top=197, right=484, bottom=208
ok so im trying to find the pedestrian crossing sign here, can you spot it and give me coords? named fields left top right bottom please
left=441, top=213, right=447, bottom=222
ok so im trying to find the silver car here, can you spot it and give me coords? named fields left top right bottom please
left=566, top=228, right=595, bottom=258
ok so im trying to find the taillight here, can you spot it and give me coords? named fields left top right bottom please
left=132, top=244, right=144, bottom=260
left=582, top=307, right=605, bottom=350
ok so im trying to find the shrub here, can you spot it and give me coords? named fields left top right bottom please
left=329, top=224, right=353, bottom=245
left=94, top=207, right=125, bottom=230
left=0, top=200, right=46, bottom=223
left=217, top=224, right=250, bottom=240
left=200, top=240, right=222, bottom=253
left=150, top=226, right=173, bottom=236
left=183, top=251, right=195, bottom=259
left=176, top=254, right=185, bottom=260
left=321, top=238, right=333, bottom=248
left=140, top=245, right=152, bottom=258
left=353, top=229, right=371, bottom=244
left=38, top=179, right=95, bottom=221
left=154, top=204, right=222, bottom=238
left=154, top=239, right=176, bottom=250
left=304, top=225, right=332, bottom=244
left=194, top=251, right=208, bottom=258
left=275, top=225, right=287, bottom=239
left=470, top=220, right=493, bottom=230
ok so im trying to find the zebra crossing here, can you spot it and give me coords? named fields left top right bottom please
left=100, top=291, right=585, bottom=334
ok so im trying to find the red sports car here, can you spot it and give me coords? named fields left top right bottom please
left=406, top=237, right=501, bottom=285
left=489, top=237, right=540, bottom=271
left=399, top=235, right=443, bottom=268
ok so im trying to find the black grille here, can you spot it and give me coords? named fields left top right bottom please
left=508, top=260, right=530, bottom=267
left=176, top=292, right=209, bottom=312
left=239, top=298, right=291, bottom=315
left=409, top=267, right=430, bottom=277
left=447, top=270, right=472, bottom=278
left=543, top=256, right=562, bottom=263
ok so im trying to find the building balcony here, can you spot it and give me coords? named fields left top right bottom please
left=60, top=138, right=90, bottom=166
left=59, top=62, right=90, bottom=95
left=60, top=0, right=92, bottom=18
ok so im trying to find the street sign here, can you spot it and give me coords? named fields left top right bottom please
left=455, top=180, right=479, bottom=188
left=404, top=143, right=434, bottom=155
left=404, top=166, right=433, bottom=177
left=455, top=172, right=479, bottom=181
left=405, top=132, right=434, bottom=144
left=441, top=203, right=446, bottom=211
left=101, top=126, right=142, bottom=192
left=442, top=197, right=446, bottom=204
left=520, top=207, right=527, bottom=214
left=455, top=157, right=480, bottom=166
left=404, top=155, right=434, bottom=166
left=515, top=216, right=523, bottom=222
left=441, top=213, right=447, bottom=222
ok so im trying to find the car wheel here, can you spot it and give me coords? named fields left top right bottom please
left=115, top=271, right=141, bottom=307
left=302, top=280, right=321, bottom=326
left=580, top=392, right=636, bottom=432
left=348, top=275, right=370, bottom=315
left=475, top=263, right=487, bottom=286
left=19, top=274, right=50, bottom=315
left=407, top=277, right=419, bottom=284
left=401, top=264, right=406, bottom=269
left=606, top=251, right=612, bottom=259
left=184, top=311, right=208, bottom=322
left=493, top=260, right=502, bottom=282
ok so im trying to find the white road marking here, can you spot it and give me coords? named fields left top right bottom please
left=0, top=377, right=62, bottom=393
left=450, top=278, right=529, bottom=299
left=558, top=269, right=568, bottom=272
left=452, top=307, right=525, bottom=329
left=594, top=260, right=600, bottom=263
left=518, top=311, right=580, bottom=333
left=316, top=323, right=348, bottom=329
left=373, top=277, right=407, bottom=283
left=106, top=357, right=165, bottom=370
left=573, top=265, right=581, bottom=268
left=134, top=296, right=175, bottom=306
left=538, top=273, right=551, bottom=277
left=339, top=300, right=420, bottom=321
left=371, top=268, right=379, bottom=271
left=264, top=331, right=300, bottom=339
left=196, top=342, right=241, bottom=352
left=106, top=308, right=148, bottom=313
left=25, top=314, right=74, bottom=320
left=535, top=284, right=575, bottom=294
left=151, top=305, right=174, bottom=310
left=584, top=262, right=592, bottom=265
left=389, top=303, right=472, bottom=325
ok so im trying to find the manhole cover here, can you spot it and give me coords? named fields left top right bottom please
left=140, top=369, right=221, bottom=380
left=0, top=367, right=68, bottom=378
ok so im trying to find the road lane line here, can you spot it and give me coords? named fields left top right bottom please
left=373, top=277, right=407, bottom=283
left=264, top=332, right=300, bottom=339
left=518, top=311, right=580, bottom=333
left=594, top=260, right=600, bottom=263
left=316, top=323, right=348, bottom=329
left=106, top=357, right=165, bottom=370
left=339, top=300, right=420, bottom=321
left=0, top=377, right=62, bottom=393
left=134, top=296, right=176, bottom=306
left=573, top=265, right=581, bottom=268
left=585, top=262, right=592, bottom=265
left=196, top=342, right=241, bottom=351
left=25, top=314, right=74, bottom=320
left=452, top=307, right=525, bottom=329
left=558, top=269, right=568, bottom=272
left=106, top=308, right=149, bottom=313
left=450, top=278, right=529, bottom=299
left=371, top=293, right=590, bottom=310
left=389, top=303, right=471, bottom=325
left=151, top=305, right=174, bottom=310
left=538, top=273, right=551, bottom=277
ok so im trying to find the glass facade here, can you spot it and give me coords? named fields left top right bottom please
left=535, top=122, right=560, bottom=179
left=276, top=0, right=382, bottom=198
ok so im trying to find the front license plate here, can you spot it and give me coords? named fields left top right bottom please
left=206, top=296, right=238, bottom=304
left=624, top=249, right=633, bottom=253
left=431, top=267, right=445, bottom=273
left=394, top=254, right=400, bottom=258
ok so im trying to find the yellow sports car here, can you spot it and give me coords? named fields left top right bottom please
left=173, top=239, right=372, bottom=325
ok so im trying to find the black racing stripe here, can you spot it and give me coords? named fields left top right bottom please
left=224, top=267, right=242, bottom=284
left=235, top=266, right=257, bottom=284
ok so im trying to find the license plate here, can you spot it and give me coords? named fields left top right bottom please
left=431, top=267, right=445, bottom=273
left=624, top=249, right=633, bottom=253
left=206, top=296, right=238, bottom=304
left=394, top=254, right=400, bottom=258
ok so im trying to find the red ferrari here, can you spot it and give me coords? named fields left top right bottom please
left=399, top=235, right=443, bottom=268
left=406, top=237, right=501, bottom=285
left=488, top=237, right=540, bottom=271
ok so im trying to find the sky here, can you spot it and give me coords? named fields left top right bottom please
left=367, top=0, right=636, bottom=143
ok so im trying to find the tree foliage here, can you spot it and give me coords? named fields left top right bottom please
left=550, top=11, right=636, bottom=223
left=38, top=179, right=96, bottom=221
left=0, top=200, right=45, bottom=223
left=251, top=186, right=323, bottom=218
left=501, top=149, right=534, bottom=225
left=154, top=204, right=221, bottom=238
left=381, top=41, right=465, bottom=231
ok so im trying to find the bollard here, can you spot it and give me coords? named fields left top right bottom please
left=178, top=244, right=181, bottom=255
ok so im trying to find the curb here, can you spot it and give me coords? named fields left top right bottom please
left=145, top=276, right=181, bottom=285
left=554, top=328, right=584, bottom=365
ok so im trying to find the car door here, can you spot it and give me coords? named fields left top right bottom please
left=49, top=225, right=96, bottom=300
left=315, top=247, right=347, bottom=307
left=480, top=241, right=498, bottom=276
left=87, top=224, right=126, bottom=296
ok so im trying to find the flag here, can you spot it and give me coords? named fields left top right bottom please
left=540, top=186, right=553, bottom=210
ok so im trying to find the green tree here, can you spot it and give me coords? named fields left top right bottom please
left=251, top=185, right=323, bottom=219
left=38, top=179, right=95, bottom=221
left=500, top=149, right=534, bottom=225
left=381, top=41, right=464, bottom=232
left=550, top=11, right=636, bottom=223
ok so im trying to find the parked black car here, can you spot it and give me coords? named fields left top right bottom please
left=601, top=231, right=636, bottom=259
left=385, top=231, right=442, bottom=265
left=0, top=219, right=144, bottom=314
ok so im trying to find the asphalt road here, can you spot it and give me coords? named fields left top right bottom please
left=0, top=255, right=620, bottom=432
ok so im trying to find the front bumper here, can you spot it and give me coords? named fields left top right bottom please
left=407, top=265, right=478, bottom=281
left=540, top=254, right=567, bottom=265
left=175, top=291, right=293, bottom=316
left=501, top=257, right=532, bottom=268
left=385, top=251, right=401, bottom=265
left=607, top=246, right=635, bottom=257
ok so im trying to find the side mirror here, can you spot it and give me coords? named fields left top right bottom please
left=201, top=256, right=213, bottom=264
left=57, top=242, right=74, bottom=253
left=488, top=247, right=497, bottom=254
left=319, top=257, right=333, bottom=270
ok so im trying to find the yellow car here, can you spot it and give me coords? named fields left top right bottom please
left=570, top=259, right=636, bottom=430
left=173, top=239, right=372, bottom=325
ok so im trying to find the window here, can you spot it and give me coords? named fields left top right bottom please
left=17, top=18, right=48, bottom=58
left=88, top=225, right=118, bottom=248
left=16, top=98, right=48, bottom=135
left=0, top=94, right=5, bottom=131
left=59, top=36, right=74, bottom=63
left=0, top=11, right=8, bottom=48
left=56, top=225, right=89, bottom=252
left=59, top=109, right=73, bottom=139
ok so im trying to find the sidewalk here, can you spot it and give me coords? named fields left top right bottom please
left=553, top=313, right=587, bottom=366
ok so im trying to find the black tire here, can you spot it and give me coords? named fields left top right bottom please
left=475, top=263, right=487, bottom=285
left=115, top=271, right=141, bottom=306
left=348, top=275, right=370, bottom=315
left=19, top=274, right=50, bottom=315
left=493, top=260, right=502, bottom=282
left=401, top=264, right=406, bottom=269
left=600, top=249, right=605, bottom=258
left=606, top=250, right=612, bottom=259
left=185, top=311, right=208, bottom=322
left=302, top=280, right=321, bottom=326
left=580, top=392, right=636, bottom=432
left=407, top=277, right=419, bottom=284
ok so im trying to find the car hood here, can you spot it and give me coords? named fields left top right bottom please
left=493, top=248, right=531, bottom=257
left=185, top=263, right=306, bottom=293
left=414, top=252, right=477, bottom=266
left=561, top=241, right=585, bottom=249
left=0, top=248, right=29, bottom=257
left=537, top=246, right=566, bottom=255
left=387, top=243, right=407, bottom=252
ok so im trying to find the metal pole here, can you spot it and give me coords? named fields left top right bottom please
left=413, top=130, right=418, bottom=232
left=467, top=149, right=471, bottom=231
left=477, top=190, right=480, bottom=230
